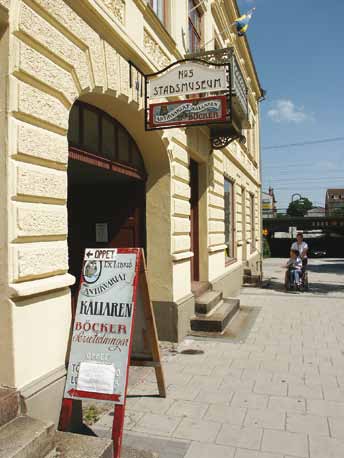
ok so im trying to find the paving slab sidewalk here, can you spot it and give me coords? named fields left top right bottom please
left=93, top=258, right=344, bottom=458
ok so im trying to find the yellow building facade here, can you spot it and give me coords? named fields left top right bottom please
left=0, top=0, right=263, bottom=424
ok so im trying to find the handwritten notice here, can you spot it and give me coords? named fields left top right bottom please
left=77, top=362, right=116, bottom=394
left=64, top=248, right=140, bottom=404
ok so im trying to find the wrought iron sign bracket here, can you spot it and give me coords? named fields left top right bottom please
left=210, top=124, right=246, bottom=150
left=210, top=133, right=246, bottom=150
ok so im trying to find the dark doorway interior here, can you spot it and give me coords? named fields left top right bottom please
left=67, top=102, right=147, bottom=299
left=67, top=159, right=145, bottom=295
left=190, top=159, right=200, bottom=282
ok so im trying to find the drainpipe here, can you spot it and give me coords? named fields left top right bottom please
left=258, top=91, right=266, bottom=279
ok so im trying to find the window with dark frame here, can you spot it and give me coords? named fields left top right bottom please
left=67, top=102, right=145, bottom=176
left=214, top=34, right=221, bottom=50
left=224, top=178, right=235, bottom=261
left=149, top=0, right=166, bottom=25
left=188, top=0, right=202, bottom=53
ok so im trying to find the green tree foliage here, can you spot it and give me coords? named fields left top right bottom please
left=287, top=198, right=313, bottom=217
left=331, top=208, right=344, bottom=216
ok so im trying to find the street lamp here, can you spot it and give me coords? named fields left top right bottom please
left=291, top=193, right=302, bottom=202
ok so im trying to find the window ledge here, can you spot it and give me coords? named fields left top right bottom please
left=172, top=251, right=194, bottom=261
left=208, top=244, right=227, bottom=253
left=225, top=258, right=237, bottom=267
left=8, top=273, right=75, bottom=298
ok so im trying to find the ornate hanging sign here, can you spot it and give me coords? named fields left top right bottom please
left=149, top=95, right=227, bottom=129
left=142, top=58, right=231, bottom=133
left=148, top=61, right=227, bottom=99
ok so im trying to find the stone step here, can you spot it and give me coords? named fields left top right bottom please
left=0, top=387, right=19, bottom=428
left=243, top=274, right=261, bottom=285
left=51, top=431, right=113, bottom=458
left=0, top=416, right=55, bottom=458
left=48, top=445, right=158, bottom=458
left=195, top=290, right=222, bottom=314
left=251, top=275, right=262, bottom=284
left=191, top=281, right=211, bottom=298
left=190, top=298, right=240, bottom=333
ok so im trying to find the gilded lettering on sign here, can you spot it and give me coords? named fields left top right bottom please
left=149, top=62, right=228, bottom=99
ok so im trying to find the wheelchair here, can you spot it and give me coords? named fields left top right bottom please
left=285, top=266, right=309, bottom=292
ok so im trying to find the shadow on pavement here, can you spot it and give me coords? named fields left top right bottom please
left=305, top=281, right=344, bottom=294
left=307, top=263, right=344, bottom=273
left=263, top=279, right=344, bottom=295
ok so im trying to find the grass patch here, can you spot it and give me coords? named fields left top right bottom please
left=83, top=404, right=101, bottom=425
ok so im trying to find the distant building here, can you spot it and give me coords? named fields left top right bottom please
left=306, top=207, right=326, bottom=218
left=326, top=189, right=344, bottom=216
left=262, top=187, right=277, bottom=218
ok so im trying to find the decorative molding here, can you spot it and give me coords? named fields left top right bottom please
left=20, top=365, right=66, bottom=399
left=172, top=251, right=194, bottom=262
left=101, top=0, right=125, bottom=25
left=208, top=244, right=227, bottom=253
left=224, top=171, right=236, bottom=183
left=133, top=0, right=180, bottom=59
left=8, top=273, right=75, bottom=298
left=144, top=28, right=170, bottom=69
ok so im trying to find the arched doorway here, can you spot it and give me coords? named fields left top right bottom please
left=67, top=101, right=146, bottom=296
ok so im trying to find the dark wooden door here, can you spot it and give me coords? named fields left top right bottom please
left=68, top=174, right=145, bottom=304
left=190, top=159, right=200, bottom=281
left=109, top=181, right=145, bottom=249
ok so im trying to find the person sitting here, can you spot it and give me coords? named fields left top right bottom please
left=286, top=249, right=303, bottom=287
left=291, top=233, right=308, bottom=269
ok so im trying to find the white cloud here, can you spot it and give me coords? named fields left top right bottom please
left=315, top=160, right=342, bottom=171
left=267, top=99, right=313, bottom=123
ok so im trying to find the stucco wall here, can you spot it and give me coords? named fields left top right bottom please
left=0, top=0, right=262, bottom=400
left=0, top=26, right=14, bottom=387
left=0, top=0, right=9, bottom=10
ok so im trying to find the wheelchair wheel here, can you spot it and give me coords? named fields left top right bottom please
left=285, top=270, right=292, bottom=291
left=303, top=271, right=309, bottom=291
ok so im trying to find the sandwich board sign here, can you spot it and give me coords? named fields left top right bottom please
left=59, top=248, right=165, bottom=458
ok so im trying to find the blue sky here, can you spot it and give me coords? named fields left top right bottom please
left=237, top=0, right=344, bottom=210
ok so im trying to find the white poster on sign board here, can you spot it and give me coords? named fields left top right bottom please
left=96, top=223, right=109, bottom=242
left=149, top=62, right=228, bottom=99
left=64, top=248, right=140, bottom=405
left=77, top=362, right=116, bottom=394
